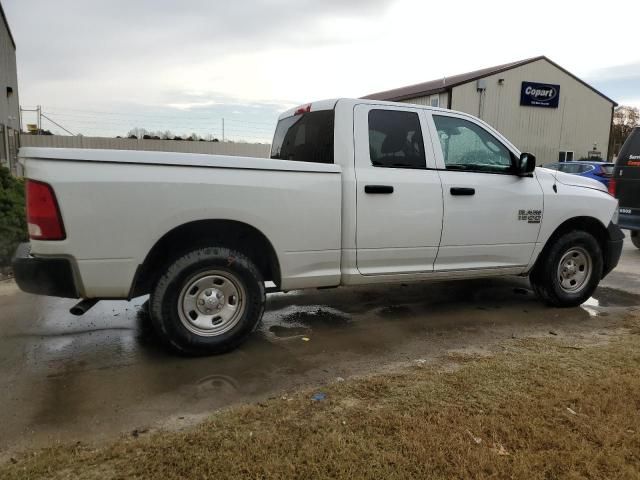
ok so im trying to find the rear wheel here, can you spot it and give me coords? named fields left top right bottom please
left=150, top=247, right=265, bottom=355
left=631, top=231, right=640, bottom=249
left=530, top=230, right=603, bottom=307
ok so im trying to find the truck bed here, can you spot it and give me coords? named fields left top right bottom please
left=20, top=147, right=343, bottom=297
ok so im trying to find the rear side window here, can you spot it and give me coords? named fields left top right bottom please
left=368, top=109, right=426, bottom=169
left=601, top=164, right=614, bottom=175
left=271, top=110, right=334, bottom=164
left=558, top=163, right=580, bottom=174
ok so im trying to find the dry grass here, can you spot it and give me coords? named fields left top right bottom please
left=3, top=325, right=640, bottom=479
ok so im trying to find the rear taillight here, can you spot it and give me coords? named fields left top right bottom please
left=26, top=180, right=66, bottom=240
left=608, top=177, right=617, bottom=197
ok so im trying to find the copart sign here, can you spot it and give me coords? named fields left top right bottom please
left=520, top=81, right=560, bottom=108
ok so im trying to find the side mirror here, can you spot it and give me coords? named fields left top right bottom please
left=517, top=152, right=536, bottom=176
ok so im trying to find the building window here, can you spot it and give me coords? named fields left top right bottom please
left=559, top=151, right=574, bottom=162
left=430, top=95, right=439, bottom=108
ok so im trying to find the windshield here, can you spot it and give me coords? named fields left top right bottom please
left=270, top=110, right=334, bottom=164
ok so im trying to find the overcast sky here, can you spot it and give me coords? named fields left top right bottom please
left=4, top=0, right=640, bottom=140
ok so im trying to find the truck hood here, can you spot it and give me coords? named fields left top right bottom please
left=538, top=167, right=608, bottom=193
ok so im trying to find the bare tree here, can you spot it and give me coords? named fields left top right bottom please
left=610, top=106, right=640, bottom=158
left=127, top=127, right=150, bottom=139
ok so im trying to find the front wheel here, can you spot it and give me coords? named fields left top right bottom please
left=530, top=230, right=603, bottom=307
left=150, top=247, right=265, bottom=355
left=631, top=231, right=640, bottom=249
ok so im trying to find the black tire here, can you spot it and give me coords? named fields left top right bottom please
left=631, top=231, right=640, bottom=249
left=150, top=246, right=265, bottom=356
left=530, top=230, right=603, bottom=307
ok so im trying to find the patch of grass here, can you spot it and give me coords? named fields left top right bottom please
left=3, top=327, right=640, bottom=479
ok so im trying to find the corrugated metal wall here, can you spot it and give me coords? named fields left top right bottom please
left=449, top=58, right=613, bottom=165
left=21, top=135, right=271, bottom=158
left=0, top=8, right=19, bottom=172
left=401, top=92, right=449, bottom=108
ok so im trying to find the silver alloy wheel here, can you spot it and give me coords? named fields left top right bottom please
left=178, top=270, right=246, bottom=336
left=557, top=247, right=592, bottom=293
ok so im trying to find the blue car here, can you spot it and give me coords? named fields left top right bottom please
left=542, top=161, right=614, bottom=188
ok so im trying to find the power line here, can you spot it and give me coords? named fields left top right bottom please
left=40, top=113, right=75, bottom=136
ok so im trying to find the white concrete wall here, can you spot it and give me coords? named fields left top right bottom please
left=449, top=58, right=613, bottom=165
left=21, top=135, right=272, bottom=158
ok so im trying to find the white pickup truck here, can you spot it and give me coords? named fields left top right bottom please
left=14, top=98, right=624, bottom=355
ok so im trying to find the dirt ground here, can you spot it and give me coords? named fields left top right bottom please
left=0, top=239, right=639, bottom=477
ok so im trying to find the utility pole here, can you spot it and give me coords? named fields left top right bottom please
left=19, top=106, right=75, bottom=136
left=222, top=118, right=225, bottom=142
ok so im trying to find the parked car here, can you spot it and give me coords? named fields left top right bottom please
left=13, top=99, right=623, bottom=355
left=542, top=161, right=614, bottom=188
left=610, top=126, right=640, bottom=248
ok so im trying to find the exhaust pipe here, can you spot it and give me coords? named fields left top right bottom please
left=70, top=298, right=99, bottom=316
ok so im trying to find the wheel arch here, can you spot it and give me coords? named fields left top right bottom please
left=532, top=216, right=608, bottom=276
left=129, top=219, right=281, bottom=299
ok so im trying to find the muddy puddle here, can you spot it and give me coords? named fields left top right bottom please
left=1, top=274, right=639, bottom=455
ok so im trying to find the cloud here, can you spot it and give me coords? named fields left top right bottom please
left=5, top=0, right=640, bottom=136
left=585, top=61, right=640, bottom=105
left=7, top=0, right=393, bottom=82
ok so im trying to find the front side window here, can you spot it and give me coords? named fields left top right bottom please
left=368, top=109, right=426, bottom=169
left=271, top=110, right=334, bottom=164
left=433, top=115, right=513, bottom=173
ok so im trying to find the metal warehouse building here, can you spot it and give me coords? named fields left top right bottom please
left=364, top=56, right=616, bottom=165
left=0, top=1, right=19, bottom=173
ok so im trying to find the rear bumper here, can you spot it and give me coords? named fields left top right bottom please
left=603, top=222, right=625, bottom=278
left=617, top=212, right=640, bottom=231
left=12, top=243, right=79, bottom=298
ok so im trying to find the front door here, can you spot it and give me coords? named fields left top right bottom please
left=427, top=113, right=543, bottom=271
left=354, top=104, right=443, bottom=275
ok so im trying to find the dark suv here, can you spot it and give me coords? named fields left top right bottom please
left=611, top=126, right=640, bottom=248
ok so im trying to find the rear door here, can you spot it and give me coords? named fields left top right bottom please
left=427, top=112, right=543, bottom=271
left=614, top=128, right=640, bottom=227
left=354, top=104, right=443, bottom=275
